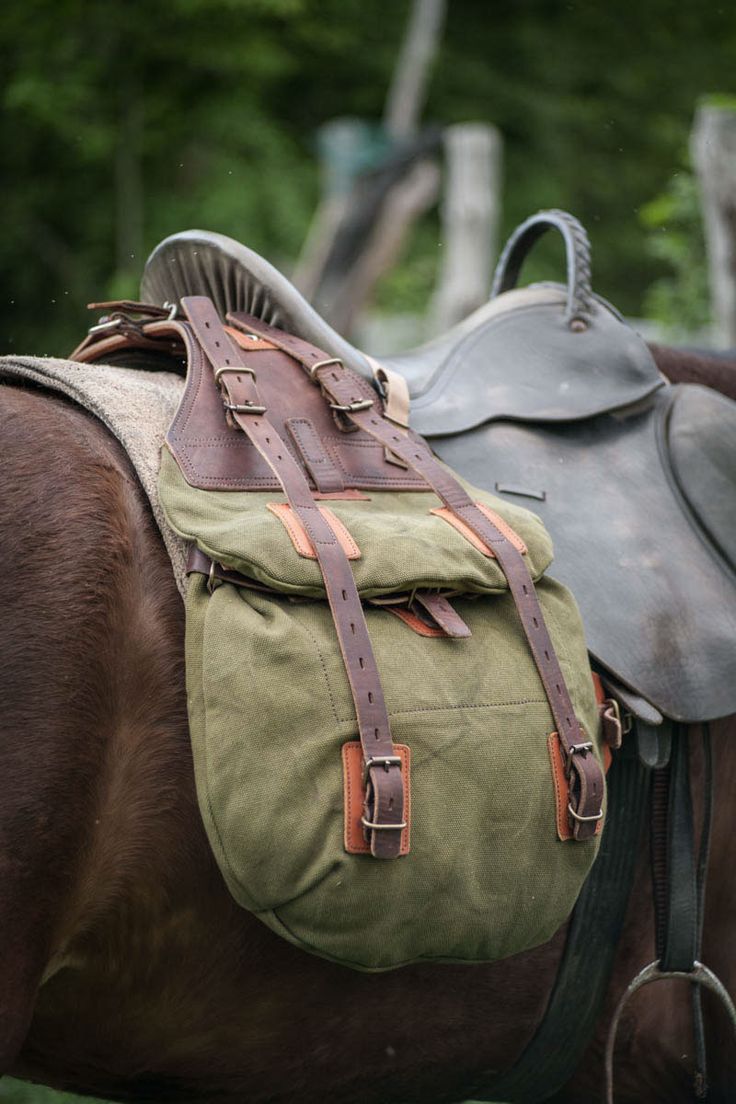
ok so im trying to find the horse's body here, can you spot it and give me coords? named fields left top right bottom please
left=1, top=347, right=735, bottom=1103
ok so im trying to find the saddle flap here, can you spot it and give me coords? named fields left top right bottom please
left=383, top=289, right=665, bottom=437
left=667, top=384, right=736, bottom=573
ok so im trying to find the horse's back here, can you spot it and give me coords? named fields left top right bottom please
left=0, top=384, right=194, bottom=1073
left=1, top=382, right=732, bottom=1104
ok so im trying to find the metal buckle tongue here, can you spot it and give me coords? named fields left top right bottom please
left=362, top=754, right=402, bottom=783
left=361, top=755, right=406, bottom=831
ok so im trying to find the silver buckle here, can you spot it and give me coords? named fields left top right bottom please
left=567, top=803, right=604, bottom=824
left=361, top=816, right=408, bottom=831
left=88, top=316, right=125, bottom=335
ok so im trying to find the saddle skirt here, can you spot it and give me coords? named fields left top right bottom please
left=140, top=216, right=736, bottom=724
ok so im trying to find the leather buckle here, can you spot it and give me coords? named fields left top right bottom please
left=329, top=398, right=374, bottom=413
left=223, top=400, right=267, bottom=415
left=88, top=313, right=144, bottom=338
left=362, top=754, right=402, bottom=783
left=207, top=560, right=223, bottom=595
left=567, top=803, right=603, bottom=824
left=563, top=739, right=594, bottom=781
left=361, top=815, right=408, bottom=831
left=307, top=356, right=343, bottom=380
left=569, top=803, right=604, bottom=821
left=214, top=365, right=256, bottom=384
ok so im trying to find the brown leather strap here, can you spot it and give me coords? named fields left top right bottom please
left=285, top=417, right=345, bottom=493
left=227, top=310, right=604, bottom=839
left=181, top=297, right=405, bottom=859
left=413, top=592, right=472, bottom=639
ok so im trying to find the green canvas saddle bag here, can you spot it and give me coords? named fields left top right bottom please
left=142, top=295, right=604, bottom=971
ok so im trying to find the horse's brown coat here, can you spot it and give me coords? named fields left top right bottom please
left=1, top=351, right=735, bottom=1102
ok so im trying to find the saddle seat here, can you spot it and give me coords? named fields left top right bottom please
left=140, top=215, right=736, bottom=724
left=141, top=231, right=662, bottom=428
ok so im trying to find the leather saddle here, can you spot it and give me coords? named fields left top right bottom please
left=140, top=211, right=736, bottom=725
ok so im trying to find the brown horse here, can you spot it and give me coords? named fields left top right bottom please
left=1, top=345, right=735, bottom=1104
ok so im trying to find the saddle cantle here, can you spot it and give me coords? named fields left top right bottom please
left=140, top=213, right=736, bottom=725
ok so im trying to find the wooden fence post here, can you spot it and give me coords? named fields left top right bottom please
left=428, top=123, right=502, bottom=333
left=691, top=104, right=736, bottom=345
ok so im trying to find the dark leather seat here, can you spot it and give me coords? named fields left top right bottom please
left=141, top=212, right=736, bottom=724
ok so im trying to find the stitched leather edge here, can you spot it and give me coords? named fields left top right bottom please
left=266, top=502, right=361, bottom=560
left=430, top=504, right=527, bottom=556
left=548, top=733, right=573, bottom=842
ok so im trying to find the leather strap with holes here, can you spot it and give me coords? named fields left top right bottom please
left=228, top=310, right=604, bottom=840
left=181, top=297, right=405, bottom=859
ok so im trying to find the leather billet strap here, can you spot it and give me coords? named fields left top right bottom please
left=228, top=310, right=605, bottom=840
left=366, top=355, right=411, bottom=428
left=180, top=296, right=405, bottom=860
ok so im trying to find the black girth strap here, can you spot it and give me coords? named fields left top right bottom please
left=654, top=725, right=707, bottom=1096
left=604, top=724, right=736, bottom=1104
left=655, top=725, right=698, bottom=971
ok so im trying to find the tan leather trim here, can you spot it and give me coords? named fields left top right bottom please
left=267, top=502, right=361, bottom=560
left=548, top=733, right=605, bottom=841
left=342, top=741, right=411, bottom=855
left=603, top=742, right=613, bottom=774
left=548, top=733, right=573, bottom=842
left=431, top=504, right=527, bottom=556
left=223, top=326, right=279, bottom=352
left=592, top=672, right=605, bottom=705
left=368, top=357, right=411, bottom=429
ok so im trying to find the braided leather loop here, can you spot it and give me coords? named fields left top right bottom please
left=491, top=209, right=593, bottom=327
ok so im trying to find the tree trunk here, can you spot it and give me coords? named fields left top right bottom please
left=691, top=104, right=736, bottom=346
left=384, top=0, right=446, bottom=141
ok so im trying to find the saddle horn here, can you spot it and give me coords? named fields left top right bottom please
left=491, top=209, right=593, bottom=328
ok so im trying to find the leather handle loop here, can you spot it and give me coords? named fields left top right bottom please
left=490, top=209, right=593, bottom=329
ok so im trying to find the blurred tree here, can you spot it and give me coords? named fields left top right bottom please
left=1, top=0, right=322, bottom=352
left=2, top=0, right=736, bottom=353
left=641, top=166, right=710, bottom=336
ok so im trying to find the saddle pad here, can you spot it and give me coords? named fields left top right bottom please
left=0, top=355, right=187, bottom=594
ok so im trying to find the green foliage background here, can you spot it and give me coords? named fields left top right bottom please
left=1, top=2, right=735, bottom=1101
left=3, top=0, right=736, bottom=356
